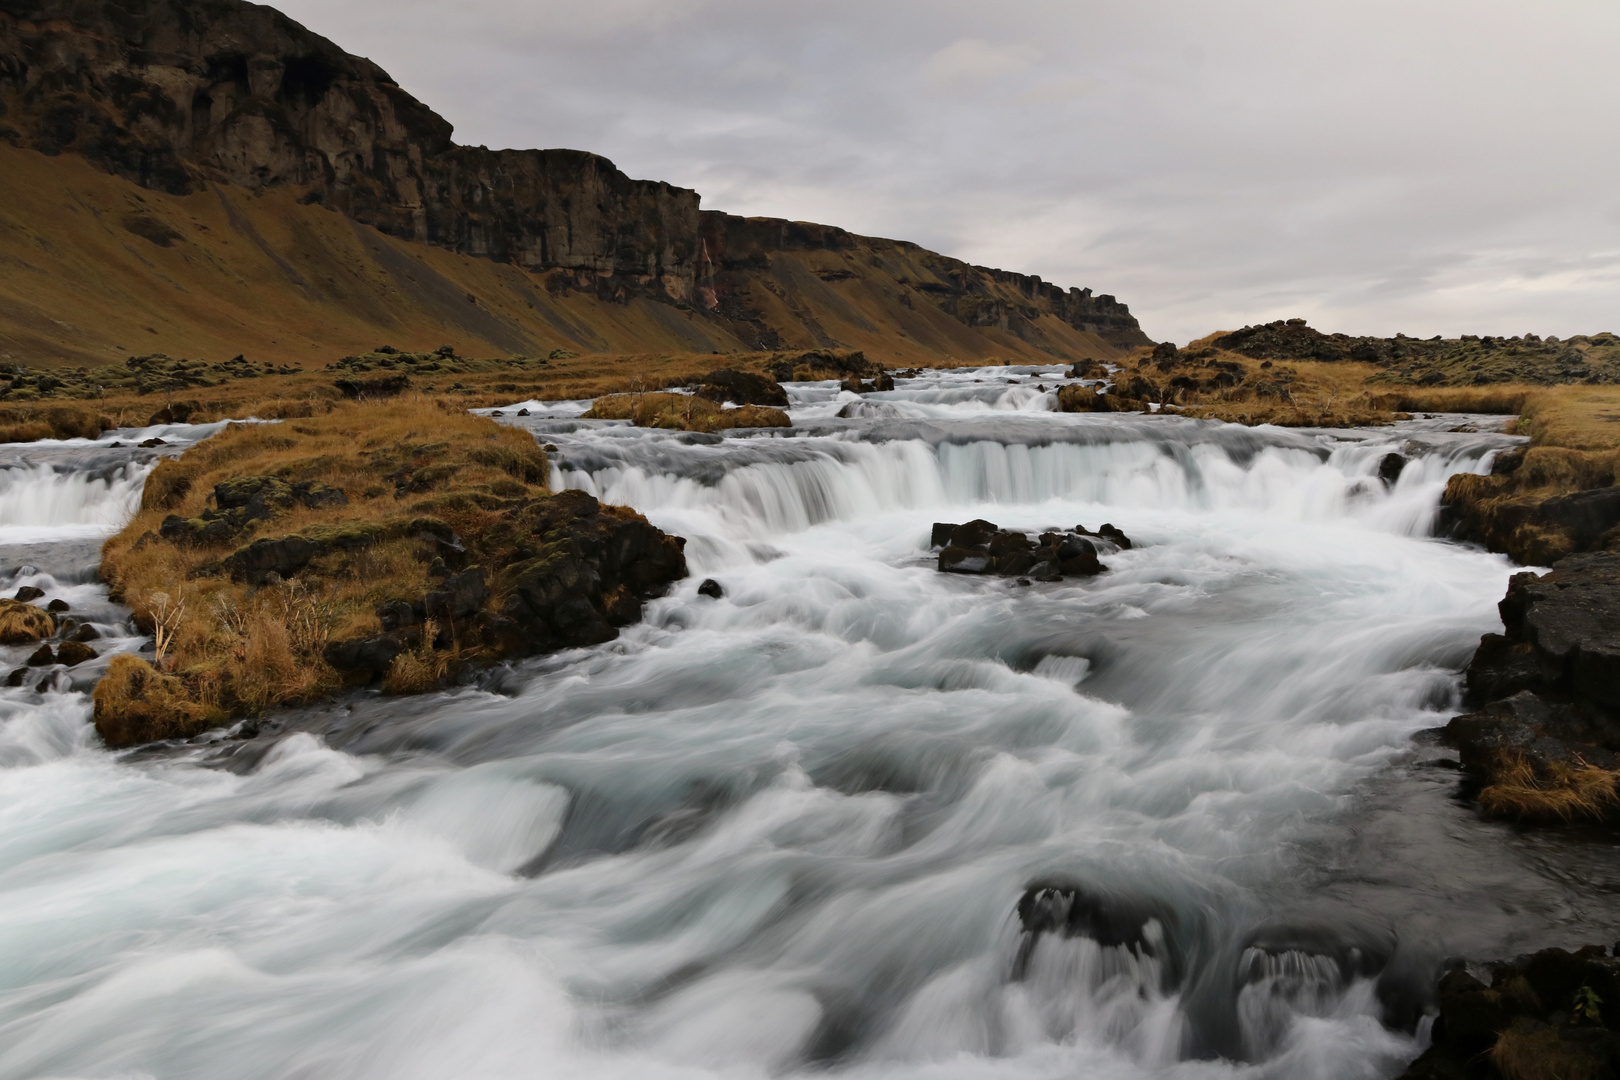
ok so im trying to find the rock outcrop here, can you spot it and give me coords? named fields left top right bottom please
left=1398, top=945, right=1620, bottom=1079
left=323, top=489, right=687, bottom=680
left=1441, top=447, right=1620, bottom=566
left=1448, top=553, right=1620, bottom=819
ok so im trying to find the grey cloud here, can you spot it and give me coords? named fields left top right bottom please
left=275, top=0, right=1620, bottom=342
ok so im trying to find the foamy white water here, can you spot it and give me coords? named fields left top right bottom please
left=0, top=371, right=1568, bottom=1080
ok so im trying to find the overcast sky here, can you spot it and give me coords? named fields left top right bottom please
left=276, top=0, right=1618, bottom=344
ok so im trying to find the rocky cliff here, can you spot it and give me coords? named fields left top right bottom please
left=0, top=0, right=700, bottom=295
left=0, top=0, right=1152, bottom=365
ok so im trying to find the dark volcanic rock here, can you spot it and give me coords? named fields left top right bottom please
left=13, top=586, right=44, bottom=602
left=54, top=640, right=97, bottom=667
left=222, top=535, right=321, bottom=585
left=493, top=490, right=687, bottom=653
left=334, top=374, right=411, bottom=400
left=1214, top=318, right=1357, bottom=362
left=328, top=490, right=687, bottom=678
left=693, top=369, right=789, bottom=408
left=930, top=519, right=1125, bottom=579
left=46, top=598, right=70, bottom=612
left=161, top=475, right=347, bottom=550
left=697, top=578, right=724, bottom=599
left=1397, top=945, right=1620, bottom=1080
left=1451, top=552, right=1620, bottom=817
left=1379, top=452, right=1409, bottom=487
left=1496, top=554, right=1620, bottom=708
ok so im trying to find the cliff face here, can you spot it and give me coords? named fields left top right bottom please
left=0, top=0, right=701, bottom=296
left=699, top=214, right=1150, bottom=352
left=0, top=0, right=1153, bottom=364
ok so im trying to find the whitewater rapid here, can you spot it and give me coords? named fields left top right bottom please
left=0, top=369, right=1604, bottom=1080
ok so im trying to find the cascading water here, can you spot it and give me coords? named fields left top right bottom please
left=0, top=370, right=1609, bottom=1080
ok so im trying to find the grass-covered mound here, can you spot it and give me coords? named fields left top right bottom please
left=580, top=392, right=790, bottom=432
left=96, top=396, right=687, bottom=747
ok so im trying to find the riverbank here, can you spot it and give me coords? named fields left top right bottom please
left=92, top=396, right=688, bottom=745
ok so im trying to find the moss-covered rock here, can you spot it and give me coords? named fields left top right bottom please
left=93, top=655, right=226, bottom=748
left=0, top=598, right=53, bottom=644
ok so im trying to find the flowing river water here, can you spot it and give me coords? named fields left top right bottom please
left=0, top=366, right=1617, bottom=1079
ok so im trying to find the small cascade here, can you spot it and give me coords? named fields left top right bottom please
left=1014, top=926, right=1187, bottom=1065
left=1236, top=947, right=1369, bottom=1058
left=0, top=460, right=154, bottom=540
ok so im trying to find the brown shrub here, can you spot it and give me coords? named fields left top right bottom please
left=0, top=599, right=53, bottom=644
left=382, top=619, right=449, bottom=695
left=92, top=654, right=226, bottom=748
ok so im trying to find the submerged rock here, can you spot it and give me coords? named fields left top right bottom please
left=697, top=578, right=724, bottom=599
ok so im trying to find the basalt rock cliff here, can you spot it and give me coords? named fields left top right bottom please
left=0, top=0, right=1151, bottom=365
left=0, top=0, right=698, bottom=292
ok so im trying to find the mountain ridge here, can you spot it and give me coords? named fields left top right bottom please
left=0, top=0, right=1152, bottom=365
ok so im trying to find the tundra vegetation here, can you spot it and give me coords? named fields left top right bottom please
left=93, top=394, right=688, bottom=746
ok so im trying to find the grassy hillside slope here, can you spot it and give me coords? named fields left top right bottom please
left=0, top=145, right=1127, bottom=370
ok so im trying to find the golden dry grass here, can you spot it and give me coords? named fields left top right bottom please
left=0, top=142, right=1124, bottom=371
left=92, top=653, right=228, bottom=747
left=580, top=392, right=790, bottom=432
left=1478, top=751, right=1620, bottom=822
left=1491, top=1018, right=1607, bottom=1080
left=1367, top=386, right=1533, bottom=415
left=99, top=395, right=552, bottom=718
left=0, top=599, right=53, bottom=644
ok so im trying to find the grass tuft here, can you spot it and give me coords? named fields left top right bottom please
left=1478, top=750, right=1620, bottom=821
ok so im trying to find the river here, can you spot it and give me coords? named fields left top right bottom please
left=0, top=366, right=1614, bottom=1079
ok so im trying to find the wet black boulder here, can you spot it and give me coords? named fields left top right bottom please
left=931, top=519, right=1123, bottom=579
left=694, top=369, right=789, bottom=408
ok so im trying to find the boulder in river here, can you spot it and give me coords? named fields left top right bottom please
left=693, top=369, right=789, bottom=408
left=14, top=586, right=44, bottom=602
left=54, top=640, right=97, bottom=667
left=0, top=598, right=53, bottom=644
left=931, top=519, right=1128, bottom=579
